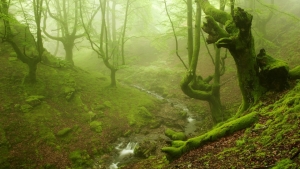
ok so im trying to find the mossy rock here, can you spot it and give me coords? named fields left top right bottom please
left=138, top=106, right=153, bottom=118
left=257, top=49, right=289, bottom=91
left=69, top=150, right=92, bottom=168
left=64, top=87, right=75, bottom=101
left=57, top=127, right=72, bottom=137
left=103, top=101, right=112, bottom=108
left=93, top=104, right=106, bottom=111
left=165, top=128, right=186, bottom=141
left=42, top=132, right=56, bottom=143
left=89, top=121, right=102, bottom=133
left=134, top=141, right=157, bottom=158
left=25, top=95, right=45, bottom=107
left=150, top=119, right=163, bottom=129
left=20, top=104, right=33, bottom=113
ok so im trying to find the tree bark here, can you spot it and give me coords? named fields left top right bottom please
left=180, top=0, right=224, bottom=124
left=110, top=69, right=117, bottom=87
left=199, top=0, right=265, bottom=113
left=63, top=41, right=75, bottom=65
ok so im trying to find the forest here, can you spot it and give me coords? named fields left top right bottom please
left=0, top=0, right=299, bottom=168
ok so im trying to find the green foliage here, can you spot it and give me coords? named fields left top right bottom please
left=272, top=159, right=297, bottom=169
left=235, top=139, right=245, bottom=147
left=89, top=121, right=102, bottom=133
left=69, top=150, right=92, bottom=168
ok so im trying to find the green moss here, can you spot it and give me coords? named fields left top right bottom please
left=171, top=140, right=185, bottom=148
left=89, top=121, right=102, bottom=133
left=289, top=65, right=300, bottom=80
left=57, top=127, right=72, bottom=137
left=272, top=158, right=297, bottom=169
left=69, top=150, right=92, bottom=168
left=165, top=128, right=186, bottom=141
left=254, top=123, right=266, bottom=130
left=259, top=135, right=272, bottom=146
left=235, top=139, right=245, bottom=147
left=162, top=111, right=258, bottom=158
left=20, top=104, right=33, bottom=113
left=41, top=132, right=56, bottom=143
left=103, top=101, right=112, bottom=108
left=138, top=106, right=153, bottom=118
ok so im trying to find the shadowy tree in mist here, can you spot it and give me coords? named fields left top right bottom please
left=80, top=0, right=131, bottom=87
left=0, top=0, right=44, bottom=83
left=43, top=0, right=95, bottom=66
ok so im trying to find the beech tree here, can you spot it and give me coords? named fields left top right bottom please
left=1, top=0, right=44, bottom=83
left=80, top=0, right=131, bottom=87
left=197, top=0, right=290, bottom=114
left=43, top=0, right=85, bottom=65
left=165, top=0, right=227, bottom=123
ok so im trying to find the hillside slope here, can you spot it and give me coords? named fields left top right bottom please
left=0, top=45, right=162, bottom=168
left=119, top=81, right=300, bottom=169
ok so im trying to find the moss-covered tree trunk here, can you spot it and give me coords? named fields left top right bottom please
left=162, top=111, right=258, bottom=159
left=63, top=41, right=75, bottom=65
left=6, top=40, right=39, bottom=83
left=180, top=0, right=224, bottom=124
left=110, top=69, right=117, bottom=87
left=26, top=60, right=38, bottom=83
left=199, top=0, right=265, bottom=113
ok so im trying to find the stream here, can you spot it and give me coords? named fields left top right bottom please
left=94, top=85, right=201, bottom=169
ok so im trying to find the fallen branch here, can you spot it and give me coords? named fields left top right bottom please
left=161, top=111, right=258, bottom=159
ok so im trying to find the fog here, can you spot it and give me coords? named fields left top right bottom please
left=1, top=0, right=300, bottom=168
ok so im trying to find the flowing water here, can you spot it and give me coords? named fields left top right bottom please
left=109, top=142, right=137, bottom=169
left=97, top=85, right=200, bottom=168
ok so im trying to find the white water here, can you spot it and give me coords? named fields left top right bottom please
left=109, top=142, right=137, bottom=169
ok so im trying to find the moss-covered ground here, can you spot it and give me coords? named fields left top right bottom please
left=162, top=81, right=300, bottom=168
left=0, top=42, right=161, bottom=168
left=119, top=81, right=300, bottom=169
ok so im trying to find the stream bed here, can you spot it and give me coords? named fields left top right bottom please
left=94, top=84, right=202, bottom=169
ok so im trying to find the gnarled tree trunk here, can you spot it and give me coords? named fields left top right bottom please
left=199, top=0, right=265, bottom=113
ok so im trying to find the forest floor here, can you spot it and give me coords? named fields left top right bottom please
left=1, top=40, right=300, bottom=169
left=0, top=41, right=238, bottom=169
left=119, top=80, right=300, bottom=169
left=74, top=51, right=300, bottom=168
left=111, top=56, right=300, bottom=168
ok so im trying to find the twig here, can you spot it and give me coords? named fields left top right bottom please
left=164, top=0, right=188, bottom=70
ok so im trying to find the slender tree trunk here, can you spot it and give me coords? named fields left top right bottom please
left=121, top=0, right=130, bottom=65
left=187, top=0, right=193, bottom=66
left=209, top=96, right=223, bottom=123
left=110, top=69, right=117, bottom=87
left=26, top=60, right=38, bottom=83
left=63, top=42, right=74, bottom=65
